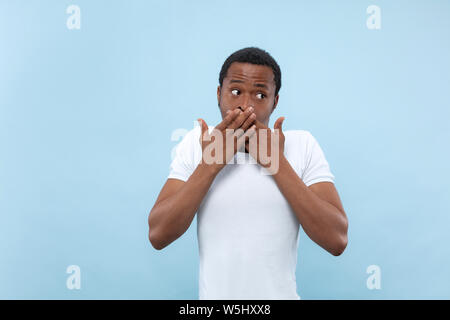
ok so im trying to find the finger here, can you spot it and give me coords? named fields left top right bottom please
left=215, top=109, right=240, bottom=131
left=273, top=116, right=285, bottom=132
left=230, top=127, right=245, bottom=152
left=240, top=111, right=256, bottom=132
left=229, top=107, right=254, bottom=130
left=197, top=118, right=208, bottom=141
left=254, top=118, right=267, bottom=130
left=197, top=118, right=208, bottom=134
left=236, top=124, right=257, bottom=151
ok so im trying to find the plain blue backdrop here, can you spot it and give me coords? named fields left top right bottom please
left=1, top=0, right=449, bottom=299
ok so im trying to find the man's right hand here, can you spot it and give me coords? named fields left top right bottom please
left=197, top=107, right=256, bottom=174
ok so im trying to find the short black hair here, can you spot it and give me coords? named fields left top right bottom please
left=219, top=47, right=281, bottom=96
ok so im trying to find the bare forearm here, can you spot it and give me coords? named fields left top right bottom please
left=149, top=163, right=219, bottom=249
left=272, top=156, right=348, bottom=255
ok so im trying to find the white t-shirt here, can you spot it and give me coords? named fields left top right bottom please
left=168, top=125, right=335, bottom=300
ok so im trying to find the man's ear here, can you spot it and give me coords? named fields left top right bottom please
left=271, top=94, right=279, bottom=114
left=217, top=85, right=221, bottom=107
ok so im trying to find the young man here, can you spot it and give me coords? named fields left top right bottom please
left=148, top=47, right=348, bottom=300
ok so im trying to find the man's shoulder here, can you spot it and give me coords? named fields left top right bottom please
left=182, top=125, right=216, bottom=139
left=284, top=129, right=314, bottom=146
left=284, top=129, right=311, bottom=137
left=178, top=125, right=202, bottom=144
left=180, top=125, right=221, bottom=148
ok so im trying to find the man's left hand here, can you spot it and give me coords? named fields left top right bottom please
left=244, top=117, right=286, bottom=172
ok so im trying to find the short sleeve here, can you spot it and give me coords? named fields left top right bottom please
left=167, top=128, right=198, bottom=182
left=301, top=132, right=335, bottom=187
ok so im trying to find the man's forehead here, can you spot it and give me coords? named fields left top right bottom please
left=225, top=62, right=274, bottom=85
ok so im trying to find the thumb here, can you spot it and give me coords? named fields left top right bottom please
left=273, top=117, right=285, bottom=132
left=197, top=118, right=208, bottom=137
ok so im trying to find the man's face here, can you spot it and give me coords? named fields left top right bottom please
left=217, top=62, right=279, bottom=126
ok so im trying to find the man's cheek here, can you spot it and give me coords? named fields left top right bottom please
left=256, top=111, right=269, bottom=123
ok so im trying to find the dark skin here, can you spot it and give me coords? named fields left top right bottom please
left=148, top=62, right=348, bottom=256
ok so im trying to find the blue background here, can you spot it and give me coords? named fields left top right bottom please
left=1, top=0, right=449, bottom=299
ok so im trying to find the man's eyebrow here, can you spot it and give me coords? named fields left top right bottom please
left=229, top=79, right=269, bottom=89
left=254, top=83, right=268, bottom=89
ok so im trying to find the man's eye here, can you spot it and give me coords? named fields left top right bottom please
left=231, top=89, right=240, bottom=95
left=256, top=93, right=265, bottom=99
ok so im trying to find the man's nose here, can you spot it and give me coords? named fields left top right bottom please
left=242, top=94, right=254, bottom=110
left=236, top=104, right=254, bottom=112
